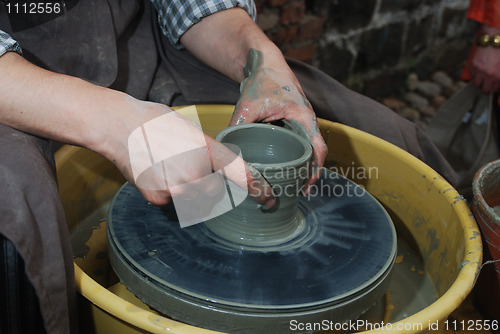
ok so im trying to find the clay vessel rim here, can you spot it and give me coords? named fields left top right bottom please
left=215, top=123, right=313, bottom=169
left=473, top=159, right=500, bottom=221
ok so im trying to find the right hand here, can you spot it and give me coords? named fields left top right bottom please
left=109, top=100, right=276, bottom=211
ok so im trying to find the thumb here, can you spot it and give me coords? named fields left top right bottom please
left=206, top=136, right=276, bottom=210
left=230, top=100, right=261, bottom=126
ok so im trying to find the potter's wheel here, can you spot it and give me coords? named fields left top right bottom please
left=107, top=168, right=397, bottom=333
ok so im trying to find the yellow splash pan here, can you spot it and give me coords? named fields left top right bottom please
left=55, top=105, right=482, bottom=333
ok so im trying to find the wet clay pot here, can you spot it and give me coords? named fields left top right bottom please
left=204, top=123, right=312, bottom=250
left=472, top=159, right=500, bottom=320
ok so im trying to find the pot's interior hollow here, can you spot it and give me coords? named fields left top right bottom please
left=218, top=125, right=310, bottom=166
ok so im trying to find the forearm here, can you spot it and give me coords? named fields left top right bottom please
left=0, top=52, right=156, bottom=160
left=179, top=7, right=327, bottom=186
left=179, top=7, right=287, bottom=83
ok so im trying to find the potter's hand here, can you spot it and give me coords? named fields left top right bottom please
left=110, top=101, right=276, bottom=210
left=178, top=9, right=326, bottom=188
left=470, top=25, right=500, bottom=93
left=231, top=49, right=328, bottom=190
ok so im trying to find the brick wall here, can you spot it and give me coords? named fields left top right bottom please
left=255, top=0, right=476, bottom=98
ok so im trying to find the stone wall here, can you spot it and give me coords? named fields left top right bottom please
left=255, top=0, right=477, bottom=99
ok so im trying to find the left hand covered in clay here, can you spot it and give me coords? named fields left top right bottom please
left=231, top=48, right=328, bottom=191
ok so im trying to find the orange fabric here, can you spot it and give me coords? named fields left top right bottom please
left=461, top=0, right=500, bottom=105
left=467, top=0, right=500, bottom=29
left=460, top=34, right=477, bottom=82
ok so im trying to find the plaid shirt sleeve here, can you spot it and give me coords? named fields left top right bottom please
left=0, top=30, right=22, bottom=57
left=151, top=0, right=257, bottom=49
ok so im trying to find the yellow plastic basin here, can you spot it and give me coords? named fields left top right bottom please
left=56, top=105, right=482, bottom=333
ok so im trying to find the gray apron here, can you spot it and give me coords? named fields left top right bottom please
left=0, top=1, right=458, bottom=333
left=0, top=1, right=158, bottom=333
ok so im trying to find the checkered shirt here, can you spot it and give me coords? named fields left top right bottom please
left=152, top=0, right=256, bottom=48
left=0, top=30, right=22, bottom=57
left=0, top=0, right=256, bottom=56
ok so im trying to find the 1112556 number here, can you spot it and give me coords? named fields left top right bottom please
left=6, top=2, right=62, bottom=14
left=445, top=319, right=498, bottom=331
